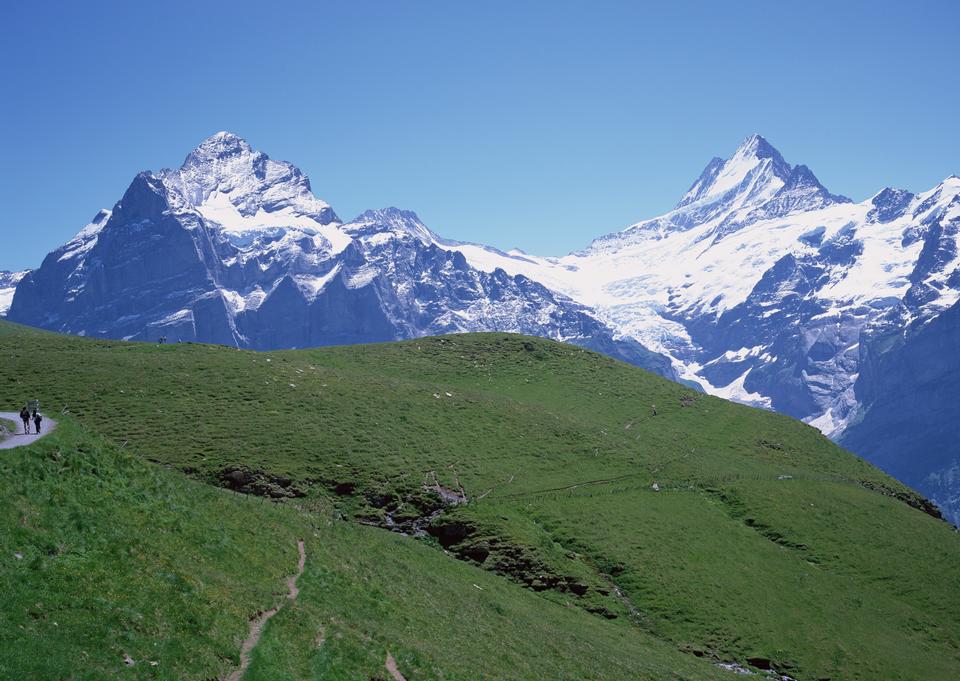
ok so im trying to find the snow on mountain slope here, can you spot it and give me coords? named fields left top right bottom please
left=58, top=209, right=111, bottom=264
left=677, top=133, right=790, bottom=209
left=0, top=270, right=29, bottom=316
left=7, top=133, right=677, bottom=381
left=445, top=136, right=853, bottom=315
left=443, top=135, right=960, bottom=520
left=159, top=131, right=349, bottom=253
left=449, top=137, right=958, bottom=433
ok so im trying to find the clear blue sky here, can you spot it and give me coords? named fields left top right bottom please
left=2, top=1, right=958, bottom=270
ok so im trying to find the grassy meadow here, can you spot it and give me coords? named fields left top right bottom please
left=1, top=320, right=958, bottom=680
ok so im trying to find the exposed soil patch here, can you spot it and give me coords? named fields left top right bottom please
left=426, top=516, right=595, bottom=600
left=217, top=465, right=307, bottom=499
left=225, top=539, right=306, bottom=681
left=857, top=479, right=943, bottom=520
left=385, top=652, right=408, bottom=681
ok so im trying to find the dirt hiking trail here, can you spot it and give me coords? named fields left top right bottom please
left=226, top=539, right=307, bottom=681
left=385, top=652, right=409, bottom=681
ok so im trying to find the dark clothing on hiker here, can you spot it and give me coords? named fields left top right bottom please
left=20, top=408, right=30, bottom=434
left=33, top=413, right=42, bottom=434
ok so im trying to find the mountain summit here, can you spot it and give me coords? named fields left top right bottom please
left=593, top=134, right=851, bottom=250
left=7, top=133, right=676, bottom=378
left=162, top=131, right=340, bottom=234
left=184, top=130, right=252, bottom=160
left=677, top=133, right=792, bottom=209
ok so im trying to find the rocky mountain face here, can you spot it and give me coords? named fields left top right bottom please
left=6, top=133, right=676, bottom=380
left=840, top=299, right=960, bottom=518
left=446, top=135, right=960, bottom=522
left=8, top=131, right=960, bottom=522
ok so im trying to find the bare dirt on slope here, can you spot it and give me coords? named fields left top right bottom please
left=385, top=651, right=409, bottom=681
left=226, top=539, right=307, bottom=681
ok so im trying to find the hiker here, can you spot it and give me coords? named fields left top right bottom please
left=20, top=407, right=30, bottom=434
left=33, top=411, right=42, bottom=434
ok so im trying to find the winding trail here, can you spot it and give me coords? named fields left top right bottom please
left=226, top=540, right=307, bottom=681
left=385, top=652, right=409, bottom=681
left=0, top=411, right=57, bottom=450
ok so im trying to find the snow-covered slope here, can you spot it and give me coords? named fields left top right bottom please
left=6, top=132, right=676, bottom=380
left=445, top=135, right=960, bottom=521
left=159, top=131, right=345, bottom=250
left=449, top=137, right=956, bottom=428
left=0, top=270, right=29, bottom=316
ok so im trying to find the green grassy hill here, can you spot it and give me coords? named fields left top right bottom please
left=1, top=320, right=958, bottom=680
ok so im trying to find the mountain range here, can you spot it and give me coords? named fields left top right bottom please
left=3, top=132, right=673, bottom=379
left=5, top=131, right=959, bottom=522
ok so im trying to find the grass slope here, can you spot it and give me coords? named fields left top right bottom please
left=0, top=420, right=724, bottom=680
left=1, top=321, right=959, bottom=680
left=0, top=420, right=310, bottom=679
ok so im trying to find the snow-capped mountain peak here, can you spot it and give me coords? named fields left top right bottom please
left=588, top=134, right=848, bottom=252
left=149, top=132, right=346, bottom=253
left=183, top=130, right=253, bottom=164
left=942, top=174, right=960, bottom=191
left=78, top=208, right=111, bottom=238
left=9, top=131, right=677, bottom=383
left=446, top=135, right=955, bottom=441
left=676, top=133, right=791, bottom=209
left=739, top=132, right=785, bottom=159
left=161, top=132, right=340, bottom=238
left=343, top=207, right=437, bottom=243
left=867, top=187, right=915, bottom=223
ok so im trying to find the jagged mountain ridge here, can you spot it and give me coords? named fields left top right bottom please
left=445, top=135, right=960, bottom=521
left=8, top=131, right=960, bottom=521
left=6, top=133, right=675, bottom=379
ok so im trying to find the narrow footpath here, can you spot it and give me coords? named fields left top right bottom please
left=0, top=411, right=57, bottom=450
left=226, top=540, right=307, bottom=681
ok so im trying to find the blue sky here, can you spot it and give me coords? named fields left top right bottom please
left=2, top=1, right=958, bottom=270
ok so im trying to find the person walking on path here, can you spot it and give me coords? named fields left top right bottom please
left=19, top=407, right=30, bottom=434
left=0, top=411, right=57, bottom=450
left=33, top=411, right=43, bottom=435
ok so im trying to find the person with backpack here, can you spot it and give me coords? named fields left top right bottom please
left=20, top=406, right=30, bottom=434
left=32, top=410, right=43, bottom=434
